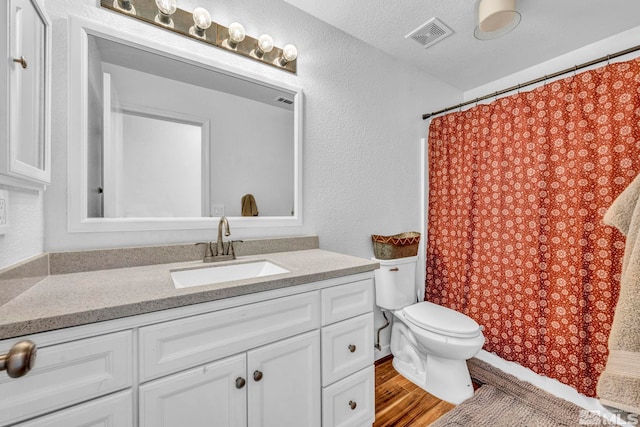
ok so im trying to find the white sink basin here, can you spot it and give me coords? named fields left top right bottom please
left=171, top=261, right=290, bottom=289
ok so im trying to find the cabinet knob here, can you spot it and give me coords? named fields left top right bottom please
left=235, top=377, right=246, bottom=389
left=0, top=340, right=37, bottom=378
left=13, top=56, right=27, bottom=69
left=348, top=344, right=357, bottom=353
left=349, top=400, right=357, bottom=410
left=253, top=370, right=263, bottom=381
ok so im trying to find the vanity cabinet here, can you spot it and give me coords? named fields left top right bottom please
left=138, top=291, right=321, bottom=427
left=0, top=0, right=51, bottom=188
left=0, top=272, right=375, bottom=426
left=141, top=331, right=320, bottom=427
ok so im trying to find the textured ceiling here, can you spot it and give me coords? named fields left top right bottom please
left=281, top=0, right=640, bottom=91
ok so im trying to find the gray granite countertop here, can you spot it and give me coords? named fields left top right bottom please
left=0, top=249, right=379, bottom=340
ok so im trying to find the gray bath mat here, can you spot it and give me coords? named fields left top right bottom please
left=430, top=358, right=615, bottom=426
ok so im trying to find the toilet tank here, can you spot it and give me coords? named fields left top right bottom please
left=373, top=256, right=418, bottom=310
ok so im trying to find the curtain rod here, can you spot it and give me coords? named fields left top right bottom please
left=422, top=43, right=640, bottom=120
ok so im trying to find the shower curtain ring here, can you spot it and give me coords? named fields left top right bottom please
left=573, top=65, right=578, bottom=76
left=607, top=54, right=611, bottom=65
left=517, top=83, right=521, bottom=94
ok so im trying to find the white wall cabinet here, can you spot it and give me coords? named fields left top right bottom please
left=0, top=0, right=51, bottom=189
left=0, top=272, right=375, bottom=426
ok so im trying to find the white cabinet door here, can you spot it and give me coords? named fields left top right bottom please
left=139, top=353, right=247, bottom=427
left=15, top=391, right=133, bottom=427
left=1, top=0, right=51, bottom=187
left=248, top=330, right=321, bottom=427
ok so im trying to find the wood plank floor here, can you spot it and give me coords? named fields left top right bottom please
left=374, top=357, right=455, bottom=427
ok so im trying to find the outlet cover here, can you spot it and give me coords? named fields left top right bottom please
left=212, top=204, right=225, bottom=217
left=0, top=190, right=8, bottom=234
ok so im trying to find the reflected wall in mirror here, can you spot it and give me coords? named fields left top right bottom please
left=69, top=17, right=303, bottom=232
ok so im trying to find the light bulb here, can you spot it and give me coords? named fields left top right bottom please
left=228, top=22, right=246, bottom=46
left=155, top=0, right=176, bottom=16
left=280, top=44, right=298, bottom=65
left=190, top=7, right=212, bottom=38
left=193, top=7, right=212, bottom=30
left=257, top=34, right=274, bottom=54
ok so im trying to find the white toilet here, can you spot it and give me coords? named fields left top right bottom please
left=374, top=256, right=485, bottom=404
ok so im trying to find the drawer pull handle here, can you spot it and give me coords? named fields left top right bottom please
left=235, top=377, right=246, bottom=389
left=0, top=340, right=37, bottom=378
left=253, top=370, right=263, bottom=381
left=348, top=344, right=357, bottom=353
left=389, top=267, right=399, bottom=272
left=349, top=400, right=357, bottom=410
left=13, top=56, right=27, bottom=69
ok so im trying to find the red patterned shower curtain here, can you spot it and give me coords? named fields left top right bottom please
left=426, top=57, right=640, bottom=396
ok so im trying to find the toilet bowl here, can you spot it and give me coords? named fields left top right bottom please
left=373, top=256, right=485, bottom=404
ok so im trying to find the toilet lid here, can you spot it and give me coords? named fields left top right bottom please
left=403, top=302, right=482, bottom=338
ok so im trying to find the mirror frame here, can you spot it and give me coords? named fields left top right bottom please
left=67, top=17, right=303, bottom=232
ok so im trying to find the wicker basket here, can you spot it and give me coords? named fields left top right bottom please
left=371, top=232, right=421, bottom=260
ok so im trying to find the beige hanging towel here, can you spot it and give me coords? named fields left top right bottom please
left=597, top=172, right=640, bottom=414
left=241, top=194, right=259, bottom=216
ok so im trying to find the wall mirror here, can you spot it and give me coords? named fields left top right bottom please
left=68, top=17, right=302, bottom=232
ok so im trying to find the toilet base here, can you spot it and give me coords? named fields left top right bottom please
left=392, top=353, right=475, bottom=405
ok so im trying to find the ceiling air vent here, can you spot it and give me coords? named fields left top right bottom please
left=275, top=96, right=294, bottom=105
left=405, top=17, right=454, bottom=49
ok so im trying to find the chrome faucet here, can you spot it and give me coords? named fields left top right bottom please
left=216, top=216, right=231, bottom=256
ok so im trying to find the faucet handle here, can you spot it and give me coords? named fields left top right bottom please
left=195, top=242, right=214, bottom=262
left=229, top=240, right=244, bottom=259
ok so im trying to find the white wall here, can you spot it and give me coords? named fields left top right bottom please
left=43, top=0, right=462, bottom=255
left=464, top=25, right=640, bottom=101
left=0, top=186, right=43, bottom=269
left=120, top=115, right=202, bottom=217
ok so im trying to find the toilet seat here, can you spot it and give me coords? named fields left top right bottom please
left=402, top=301, right=481, bottom=338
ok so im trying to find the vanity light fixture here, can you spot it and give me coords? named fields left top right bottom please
left=100, top=0, right=298, bottom=73
left=226, top=22, right=246, bottom=49
left=154, top=0, right=177, bottom=27
left=190, top=7, right=212, bottom=38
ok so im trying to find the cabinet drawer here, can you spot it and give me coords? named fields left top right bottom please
left=322, top=366, right=374, bottom=427
left=321, top=279, right=374, bottom=326
left=0, top=331, right=133, bottom=426
left=139, top=291, right=319, bottom=381
left=321, top=313, right=374, bottom=385
left=15, top=390, right=133, bottom=427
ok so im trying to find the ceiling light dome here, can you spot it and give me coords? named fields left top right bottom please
left=474, top=0, right=521, bottom=40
